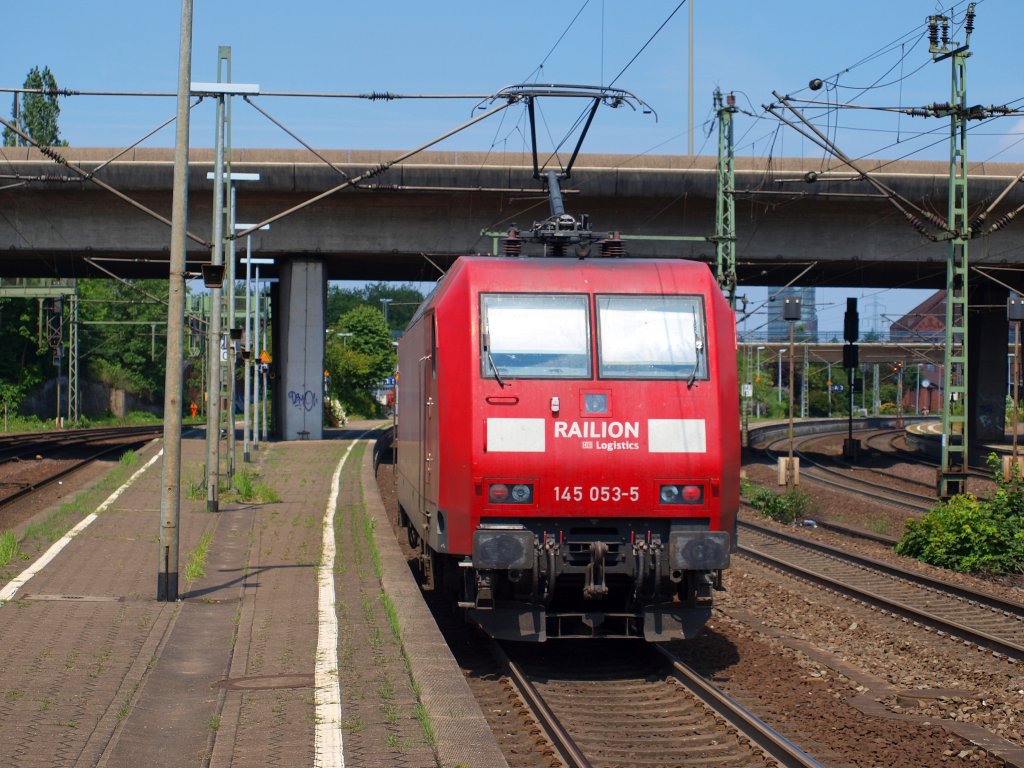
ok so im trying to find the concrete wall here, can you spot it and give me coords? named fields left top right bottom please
left=276, top=260, right=326, bottom=440
left=24, top=378, right=161, bottom=420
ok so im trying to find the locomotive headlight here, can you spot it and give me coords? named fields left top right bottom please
left=510, top=484, right=533, bottom=503
left=488, top=482, right=534, bottom=504
left=473, top=528, right=535, bottom=570
left=659, top=484, right=703, bottom=505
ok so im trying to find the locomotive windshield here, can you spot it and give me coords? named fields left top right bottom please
left=596, top=295, right=707, bottom=379
left=481, top=294, right=590, bottom=379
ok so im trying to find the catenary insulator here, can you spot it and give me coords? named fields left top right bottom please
left=965, top=8, right=975, bottom=34
left=928, top=19, right=939, bottom=48
left=990, top=213, right=1014, bottom=233
left=502, top=229, right=522, bottom=256
left=601, top=232, right=624, bottom=257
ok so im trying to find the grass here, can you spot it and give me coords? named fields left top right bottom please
left=342, top=715, right=366, bottom=733
left=115, top=683, right=141, bottom=721
left=224, top=470, right=281, bottom=504
left=184, top=530, right=214, bottom=586
left=204, top=714, right=221, bottom=732
left=16, top=459, right=141, bottom=551
left=0, top=530, right=17, bottom=567
left=413, top=702, right=436, bottom=749
left=185, top=476, right=204, bottom=501
left=335, top=441, right=437, bottom=750
left=119, top=449, right=138, bottom=467
left=865, top=515, right=893, bottom=535
left=0, top=410, right=162, bottom=434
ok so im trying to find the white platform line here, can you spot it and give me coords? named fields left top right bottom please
left=315, top=434, right=371, bottom=768
left=0, top=448, right=163, bottom=605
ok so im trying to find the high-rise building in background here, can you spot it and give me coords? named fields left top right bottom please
left=765, top=286, right=817, bottom=341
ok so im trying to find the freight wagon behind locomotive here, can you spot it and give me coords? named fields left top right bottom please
left=396, top=256, right=739, bottom=641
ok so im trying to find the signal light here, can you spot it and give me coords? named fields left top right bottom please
left=659, top=484, right=703, bottom=505
left=487, top=483, right=533, bottom=505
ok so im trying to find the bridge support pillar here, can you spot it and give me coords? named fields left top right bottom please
left=276, top=259, right=326, bottom=440
left=968, top=283, right=1007, bottom=446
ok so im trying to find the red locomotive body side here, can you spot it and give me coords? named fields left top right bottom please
left=397, top=256, right=739, bottom=641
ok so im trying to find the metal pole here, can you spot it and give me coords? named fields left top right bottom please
left=253, top=265, right=260, bottom=450
left=261, top=359, right=268, bottom=442
left=777, top=353, right=782, bottom=404
left=1014, top=322, right=1020, bottom=461
left=205, top=91, right=225, bottom=514
left=827, top=362, right=832, bottom=418
left=787, top=322, right=795, bottom=491
left=69, top=291, right=78, bottom=422
left=222, top=47, right=237, bottom=483
left=687, top=0, right=694, bottom=157
left=243, top=234, right=252, bottom=462
left=227, top=184, right=237, bottom=478
left=158, top=0, right=193, bottom=602
left=916, top=363, right=921, bottom=415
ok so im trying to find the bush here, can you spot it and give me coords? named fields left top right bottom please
left=896, top=454, right=1024, bottom=574
left=742, top=479, right=812, bottom=525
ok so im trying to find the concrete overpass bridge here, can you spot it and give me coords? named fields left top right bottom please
left=2, top=146, right=1023, bottom=445
left=2, top=147, right=1024, bottom=288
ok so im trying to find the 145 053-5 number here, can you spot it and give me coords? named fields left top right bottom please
left=554, top=486, right=640, bottom=502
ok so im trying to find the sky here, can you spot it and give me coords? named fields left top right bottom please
left=3, top=0, right=1023, bottom=333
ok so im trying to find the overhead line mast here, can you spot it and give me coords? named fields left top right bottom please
left=931, top=3, right=975, bottom=499
left=713, top=89, right=737, bottom=307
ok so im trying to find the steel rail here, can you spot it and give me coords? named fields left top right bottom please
left=761, top=433, right=935, bottom=512
left=489, top=641, right=591, bottom=768
left=653, top=645, right=825, bottom=768
left=741, top=520, right=1024, bottom=615
left=738, top=522, right=1024, bottom=660
left=0, top=428, right=161, bottom=511
left=813, top=518, right=900, bottom=546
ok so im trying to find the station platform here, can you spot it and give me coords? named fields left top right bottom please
left=0, top=425, right=507, bottom=768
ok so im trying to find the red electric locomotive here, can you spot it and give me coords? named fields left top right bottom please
left=396, top=255, right=739, bottom=641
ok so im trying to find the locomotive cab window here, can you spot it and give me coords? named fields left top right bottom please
left=596, top=295, right=707, bottom=380
left=480, top=294, right=590, bottom=379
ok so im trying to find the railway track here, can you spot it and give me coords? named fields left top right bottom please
left=0, top=425, right=162, bottom=510
left=761, top=432, right=937, bottom=512
left=494, top=639, right=821, bottom=768
left=862, top=428, right=992, bottom=482
left=738, top=520, right=1024, bottom=661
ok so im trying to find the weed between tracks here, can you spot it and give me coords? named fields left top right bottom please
left=184, top=530, right=214, bottom=587
left=0, top=530, right=17, bottom=567
left=741, top=477, right=814, bottom=524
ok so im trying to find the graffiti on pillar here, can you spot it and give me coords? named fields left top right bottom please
left=288, top=390, right=319, bottom=412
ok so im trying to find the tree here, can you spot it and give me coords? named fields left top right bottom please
left=78, top=280, right=169, bottom=399
left=326, top=282, right=425, bottom=334
left=325, top=306, right=396, bottom=417
left=4, top=66, right=68, bottom=147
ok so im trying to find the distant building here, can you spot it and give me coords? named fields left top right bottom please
left=765, top=286, right=817, bottom=341
left=891, top=290, right=945, bottom=414
left=889, top=290, right=945, bottom=342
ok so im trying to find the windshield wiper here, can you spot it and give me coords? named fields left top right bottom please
left=482, top=332, right=506, bottom=388
left=687, top=338, right=704, bottom=389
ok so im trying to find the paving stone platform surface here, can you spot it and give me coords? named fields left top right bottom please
left=0, top=424, right=505, bottom=768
